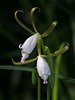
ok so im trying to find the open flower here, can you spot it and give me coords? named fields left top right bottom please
left=19, top=34, right=37, bottom=63
left=37, top=56, right=51, bottom=84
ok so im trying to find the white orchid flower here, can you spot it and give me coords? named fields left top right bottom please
left=37, top=56, right=51, bottom=84
left=19, top=34, right=37, bottom=63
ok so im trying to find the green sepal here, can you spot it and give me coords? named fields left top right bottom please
left=42, top=42, right=69, bottom=58
left=11, top=56, right=38, bottom=65
left=32, top=68, right=38, bottom=85
left=30, top=7, right=40, bottom=33
left=14, top=10, right=35, bottom=34
left=42, top=21, right=58, bottom=37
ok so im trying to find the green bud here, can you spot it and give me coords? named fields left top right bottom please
left=32, top=69, right=38, bottom=85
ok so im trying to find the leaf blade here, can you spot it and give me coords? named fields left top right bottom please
left=0, top=66, right=34, bottom=72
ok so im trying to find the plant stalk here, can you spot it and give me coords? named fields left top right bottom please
left=38, top=77, right=41, bottom=100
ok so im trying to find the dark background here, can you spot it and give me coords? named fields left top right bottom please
left=0, top=0, right=75, bottom=100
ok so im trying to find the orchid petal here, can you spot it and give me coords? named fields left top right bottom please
left=19, top=34, right=37, bottom=62
left=19, top=34, right=37, bottom=54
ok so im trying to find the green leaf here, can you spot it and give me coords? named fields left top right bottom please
left=32, top=69, right=38, bottom=85
left=55, top=73, right=75, bottom=83
left=0, top=66, right=34, bottom=72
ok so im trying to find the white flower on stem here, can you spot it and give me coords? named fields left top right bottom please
left=19, top=34, right=37, bottom=63
left=37, top=56, right=51, bottom=84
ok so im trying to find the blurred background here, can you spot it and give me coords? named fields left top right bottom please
left=0, top=0, right=75, bottom=100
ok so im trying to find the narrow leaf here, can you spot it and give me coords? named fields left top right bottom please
left=55, top=73, right=75, bottom=83
left=0, top=66, right=34, bottom=72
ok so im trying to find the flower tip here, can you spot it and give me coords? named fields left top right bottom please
left=20, top=53, right=29, bottom=63
left=19, top=44, right=22, bottom=49
left=43, top=80, right=48, bottom=84
left=53, top=20, right=58, bottom=25
left=20, top=59, right=25, bottom=63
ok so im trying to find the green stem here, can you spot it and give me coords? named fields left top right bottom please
left=47, top=80, right=50, bottom=100
left=37, top=35, right=42, bottom=56
left=37, top=44, right=41, bottom=56
left=52, top=55, right=61, bottom=100
left=52, top=56, right=60, bottom=100
left=52, top=43, right=65, bottom=100
left=52, top=77, right=58, bottom=100
left=38, top=77, right=41, bottom=100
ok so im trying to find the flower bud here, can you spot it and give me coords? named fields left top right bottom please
left=37, top=56, right=51, bottom=84
left=19, top=34, right=37, bottom=63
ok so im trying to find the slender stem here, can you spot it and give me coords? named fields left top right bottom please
left=52, top=43, right=65, bottom=100
left=47, top=80, right=50, bottom=100
left=37, top=35, right=41, bottom=100
left=37, top=44, right=41, bottom=56
left=52, top=77, right=58, bottom=100
left=38, top=77, right=41, bottom=100
left=37, top=35, right=42, bottom=56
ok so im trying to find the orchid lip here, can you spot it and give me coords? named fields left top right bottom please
left=21, top=53, right=29, bottom=63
